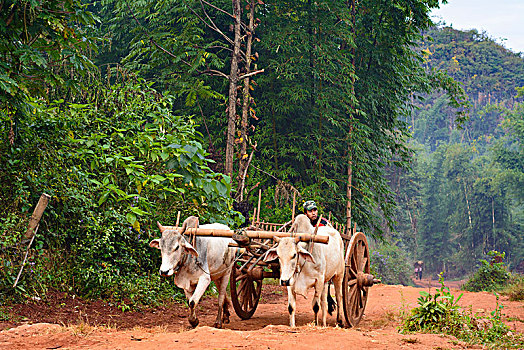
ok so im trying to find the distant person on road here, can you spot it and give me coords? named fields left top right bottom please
left=414, top=261, right=423, bottom=280
left=303, top=200, right=330, bottom=227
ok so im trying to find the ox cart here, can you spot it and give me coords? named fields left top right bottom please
left=166, top=208, right=378, bottom=327
left=228, top=220, right=377, bottom=327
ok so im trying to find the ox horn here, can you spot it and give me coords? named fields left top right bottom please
left=157, top=221, right=166, bottom=233
left=294, top=235, right=301, bottom=244
left=180, top=216, right=199, bottom=234
left=273, top=236, right=281, bottom=243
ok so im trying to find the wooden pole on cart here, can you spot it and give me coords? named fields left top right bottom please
left=251, top=207, right=256, bottom=226
left=291, top=191, right=296, bottom=223
left=175, top=211, right=181, bottom=227
left=256, top=188, right=261, bottom=224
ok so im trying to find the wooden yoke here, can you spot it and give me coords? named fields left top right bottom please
left=180, top=227, right=329, bottom=244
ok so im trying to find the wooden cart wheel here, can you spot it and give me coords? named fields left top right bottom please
left=342, top=232, right=372, bottom=327
left=230, top=260, right=263, bottom=320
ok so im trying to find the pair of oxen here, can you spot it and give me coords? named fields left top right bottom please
left=149, top=215, right=345, bottom=328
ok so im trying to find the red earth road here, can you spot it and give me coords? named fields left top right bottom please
left=1, top=279, right=523, bottom=349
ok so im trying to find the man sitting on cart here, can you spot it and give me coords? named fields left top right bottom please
left=303, top=200, right=330, bottom=227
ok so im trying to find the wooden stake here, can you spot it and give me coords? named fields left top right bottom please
left=24, top=193, right=51, bottom=239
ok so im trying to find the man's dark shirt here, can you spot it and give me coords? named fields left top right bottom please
left=310, top=217, right=329, bottom=227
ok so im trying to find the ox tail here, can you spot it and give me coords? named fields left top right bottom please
left=327, top=282, right=336, bottom=315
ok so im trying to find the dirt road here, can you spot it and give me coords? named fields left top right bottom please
left=1, top=280, right=522, bottom=349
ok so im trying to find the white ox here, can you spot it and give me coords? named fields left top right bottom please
left=149, top=216, right=235, bottom=328
left=264, top=214, right=345, bottom=327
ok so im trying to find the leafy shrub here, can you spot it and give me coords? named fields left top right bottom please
left=402, top=274, right=524, bottom=349
left=462, top=251, right=511, bottom=292
left=370, top=240, right=413, bottom=285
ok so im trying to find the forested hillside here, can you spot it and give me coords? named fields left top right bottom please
left=388, top=26, right=524, bottom=277
left=0, top=0, right=521, bottom=304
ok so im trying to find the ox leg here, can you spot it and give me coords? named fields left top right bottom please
left=212, top=272, right=231, bottom=328
left=321, top=282, right=329, bottom=327
left=287, top=287, right=297, bottom=327
left=333, top=274, right=344, bottom=327
left=188, top=274, right=212, bottom=328
left=312, top=277, right=324, bottom=326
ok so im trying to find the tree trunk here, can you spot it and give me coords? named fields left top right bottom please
left=236, top=0, right=256, bottom=194
left=225, top=0, right=242, bottom=176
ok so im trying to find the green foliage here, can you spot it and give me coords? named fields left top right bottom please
left=0, top=80, right=239, bottom=303
left=0, top=0, right=99, bottom=113
left=402, top=274, right=524, bottom=349
left=462, top=251, right=512, bottom=292
left=370, top=241, right=413, bottom=286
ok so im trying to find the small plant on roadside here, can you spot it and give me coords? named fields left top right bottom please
left=402, top=273, right=462, bottom=331
left=401, top=272, right=524, bottom=349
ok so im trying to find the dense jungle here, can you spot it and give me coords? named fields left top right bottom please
left=0, top=2, right=523, bottom=347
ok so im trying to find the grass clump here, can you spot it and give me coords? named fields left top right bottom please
left=401, top=273, right=524, bottom=349
left=502, top=274, right=524, bottom=301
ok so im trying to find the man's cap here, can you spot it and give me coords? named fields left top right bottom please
left=303, top=200, right=317, bottom=211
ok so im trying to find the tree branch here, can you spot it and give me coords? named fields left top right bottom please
left=238, top=68, right=264, bottom=80
left=201, top=0, right=235, bottom=19
left=199, top=69, right=229, bottom=80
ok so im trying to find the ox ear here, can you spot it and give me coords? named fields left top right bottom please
left=264, top=248, right=278, bottom=262
left=298, top=246, right=315, bottom=264
left=149, top=239, right=161, bottom=249
left=181, top=240, right=199, bottom=258
left=157, top=222, right=166, bottom=233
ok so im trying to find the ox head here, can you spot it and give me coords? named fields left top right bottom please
left=149, top=216, right=199, bottom=277
left=263, top=215, right=315, bottom=286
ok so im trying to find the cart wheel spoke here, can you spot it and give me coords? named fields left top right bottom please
left=230, top=263, right=262, bottom=320
left=347, top=266, right=358, bottom=278
left=360, top=257, right=368, bottom=273
left=235, top=274, right=248, bottom=282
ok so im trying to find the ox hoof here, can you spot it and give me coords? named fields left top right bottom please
left=213, top=320, right=223, bottom=329
left=189, top=316, right=199, bottom=328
